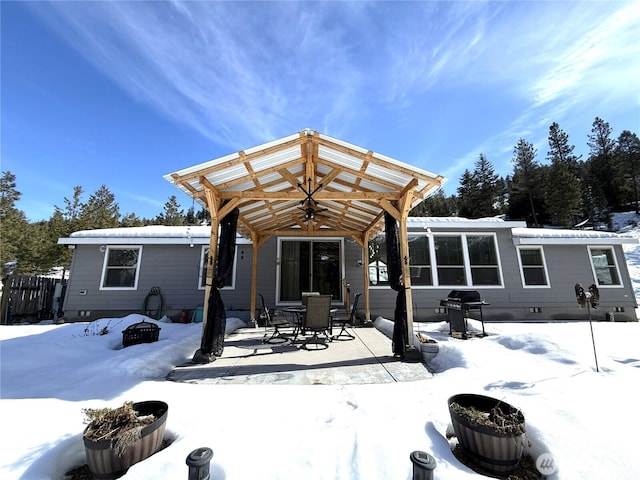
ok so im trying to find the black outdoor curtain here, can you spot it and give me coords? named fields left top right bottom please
left=385, top=211, right=407, bottom=357
left=200, top=207, right=239, bottom=357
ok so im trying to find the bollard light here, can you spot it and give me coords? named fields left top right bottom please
left=410, top=450, right=436, bottom=480
left=186, top=447, right=213, bottom=480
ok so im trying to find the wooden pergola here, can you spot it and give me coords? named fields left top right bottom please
left=164, top=129, right=443, bottom=345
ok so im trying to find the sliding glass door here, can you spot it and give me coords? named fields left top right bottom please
left=279, top=239, right=342, bottom=303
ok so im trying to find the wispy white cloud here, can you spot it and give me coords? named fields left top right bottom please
left=529, top=2, right=640, bottom=109
left=380, top=1, right=494, bottom=106
left=119, top=191, right=165, bottom=212
left=435, top=1, right=639, bottom=186
left=30, top=2, right=370, bottom=150
left=28, top=0, right=638, bottom=179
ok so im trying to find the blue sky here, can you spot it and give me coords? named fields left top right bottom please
left=2, top=1, right=639, bottom=222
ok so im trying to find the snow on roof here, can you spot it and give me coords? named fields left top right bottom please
left=57, top=225, right=251, bottom=245
left=57, top=220, right=639, bottom=247
left=407, top=216, right=526, bottom=229
left=512, top=227, right=639, bottom=245
left=71, top=225, right=211, bottom=238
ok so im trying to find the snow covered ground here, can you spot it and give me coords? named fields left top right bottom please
left=2, top=215, right=640, bottom=479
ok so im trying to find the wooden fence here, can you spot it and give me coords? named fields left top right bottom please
left=0, top=275, right=66, bottom=324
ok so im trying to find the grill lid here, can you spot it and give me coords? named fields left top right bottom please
left=445, top=290, right=481, bottom=303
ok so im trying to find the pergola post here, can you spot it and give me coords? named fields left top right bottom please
left=200, top=186, right=240, bottom=337
left=398, top=185, right=421, bottom=360
left=362, top=232, right=371, bottom=322
left=379, top=181, right=421, bottom=360
left=250, top=231, right=259, bottom=324
left=351, top=231, right=372, bottom=323
left=201, top=187, right=220, bottom=328
left=398, top=216, right=417, bottom=350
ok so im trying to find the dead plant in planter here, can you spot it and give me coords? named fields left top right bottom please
left=449, top=400, right=526, bottom=437
left=82, top=401, right=156, bottom=456
left=448, top=393, right=528, bottom=476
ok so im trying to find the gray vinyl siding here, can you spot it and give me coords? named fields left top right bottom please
left=483, top=243, right=637, bottom=321
left=61, top=225, right=638, bottom=323
left=349, top=227, right=638, bottom=322
left=64, top=245, right=204, bottom=321
left=342, top=239, right=367, bottom=298
left=252, top=238, right=279, bottom=312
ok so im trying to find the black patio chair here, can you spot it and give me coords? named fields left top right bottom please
left=301, top=291, right=320, bottom=307
left=299, top=295, right=332, bottom=350
left=299, top=291, right=320, bottom=335
left=332, top=292, right=360, bottom=341
left=260, top=294, right=290, bottom=344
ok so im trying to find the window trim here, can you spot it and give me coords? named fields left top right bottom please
left=368, top=232, right=503, bottom=289
left=588, top=245, right=623, bottom=288
left=198, top=245, right=237, bottom=290
left=99, top=245, right=143, bottom=290
left=516, top=246, right=551, bottom=288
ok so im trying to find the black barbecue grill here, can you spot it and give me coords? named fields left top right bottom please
left=439, top=290, right=489, bottom=338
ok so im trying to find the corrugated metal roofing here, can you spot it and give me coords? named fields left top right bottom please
left=164, top=129, right=444, bottom=239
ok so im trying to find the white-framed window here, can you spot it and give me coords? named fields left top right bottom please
left=198, top=246, right=237, bottom=290
left=367, top=233, right=502, bottom=288
left=466, top=235, right=501, bottom=285
left=368, top=234, right=433, bottom=287
left=408, top=235, right=433, bottom=285
left=368, top=235, right=389, bottom=286
left=517, top=246, right=550, bottom=287
left=588, top=246, right=622, bottom=286
left=433, top=235, right=466, bottom=286
left=100, top=246, right=142, bottom=290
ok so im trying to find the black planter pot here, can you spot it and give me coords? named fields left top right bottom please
left=83, top=400, right=168, bottom=480
left=448, top=393, right=525, bottom=475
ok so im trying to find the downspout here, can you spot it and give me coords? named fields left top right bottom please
left=362, top=232, right=371, bottom=323
left=250, top=231, right=259, bottom=324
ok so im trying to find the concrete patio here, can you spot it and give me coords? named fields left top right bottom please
left=167, top=325, right=434, bottom=385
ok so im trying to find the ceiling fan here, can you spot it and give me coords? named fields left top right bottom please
left=297, top=177, right=328, bottom=220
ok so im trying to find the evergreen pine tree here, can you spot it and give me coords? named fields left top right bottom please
left=61, top=186, right=85, bottom=225
left=545, top=123, right=583, bottom=224
left=615, top=130, right=640, bottom=213
left=457, top=169, right=476, bottom=217
left=508, top=139, right=544, bottom=226
left=18, top=221, right=52, bottom=274
left=47, top=209, right=74, bottom=270
left=547, top=123, right=581, bottom=175
left=545, top=162, right=582, bottom=227
left=458, top=154, right=503, bottom=218
left=0, top=171, right=28, bottom=275
left=475, top=154, right=503, bottom=217
left=409, top=188, right=457, bottom=216
left=156, top=195, right=185, bottom=225
left=586, top=117, right=618, bottom=219
left=44, top=186, right=87, bottom=271
left=120, top=212, right=145, bottom=227
left=81, top=185, right=120, bottom=229
left=195, top=207, right=211, bottom=225
left=185, top=206, right=197, bottom=225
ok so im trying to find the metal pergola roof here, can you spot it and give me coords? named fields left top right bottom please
left=164, top=129, right=444, bottom=244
